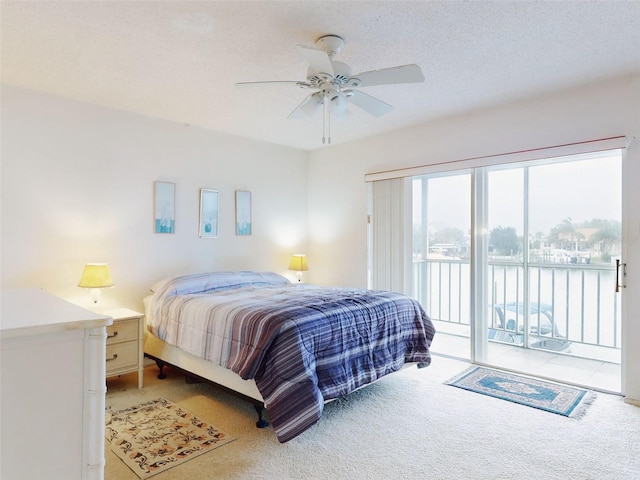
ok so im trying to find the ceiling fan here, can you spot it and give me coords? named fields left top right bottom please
left=236, top=34, right=425, bottom=144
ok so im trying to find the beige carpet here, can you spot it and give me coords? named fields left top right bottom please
left=105, top=357, right=640, bottom=480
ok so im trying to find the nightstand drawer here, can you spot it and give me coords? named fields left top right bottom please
left=106, top=341, right=138, bottom=373
left=106, top=319, right=138, bottom=345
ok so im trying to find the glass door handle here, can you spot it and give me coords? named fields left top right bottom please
left=615, top=259, right=627, bottom=293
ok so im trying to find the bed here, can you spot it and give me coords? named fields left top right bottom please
left=143, top=271, right=436, bottom=443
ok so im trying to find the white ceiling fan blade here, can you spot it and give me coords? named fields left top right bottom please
left=296, top=45, right=334, bottom=76
left=235, top=81, right=312, bottom=89
left=347, top=90, right=393, bottom=117
left=350, top=64, right=425, bottom=87
left=287, top=93, right=323, bottom=119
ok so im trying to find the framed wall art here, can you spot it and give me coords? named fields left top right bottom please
left=153, top=181, right=175, bottom=234
left=199, top=188, right=219, bottom=238
left=235, top=190, right=252, bottom=236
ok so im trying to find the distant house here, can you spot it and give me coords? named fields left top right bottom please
left=530, top=227, right=620, bottom=264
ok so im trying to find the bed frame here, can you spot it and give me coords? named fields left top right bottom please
left=143, top=326, right=270, bottom=428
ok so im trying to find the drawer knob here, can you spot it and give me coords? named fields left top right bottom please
left=107, top=331, right=118, bottom=339
left=106, top=353, right=118, bottom=362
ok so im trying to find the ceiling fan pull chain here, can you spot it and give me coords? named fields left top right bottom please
left=322, top=105, right=327, bottom=145
left=327, top=104, right=331, bottom=144
left=322, top=95, right=328, bottom=144
left=322, top=96, right=325, bottom=144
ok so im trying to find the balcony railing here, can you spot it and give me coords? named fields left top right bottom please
left=412, top=258, right=622, bottom=358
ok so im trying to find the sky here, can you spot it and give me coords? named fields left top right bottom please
left=413, top=150, right=622, bottom=237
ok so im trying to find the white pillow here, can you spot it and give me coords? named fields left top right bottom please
left=150, top=271, right=290, bottom=297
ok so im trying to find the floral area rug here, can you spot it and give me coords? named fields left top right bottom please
left=106, top=397, right=236, bottom=479
left=446, top=367, right=596, bottom=418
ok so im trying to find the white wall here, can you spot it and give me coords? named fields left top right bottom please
left=1, top=85, right=309, bottom=312
left=308, top=74, right=640, bottom=400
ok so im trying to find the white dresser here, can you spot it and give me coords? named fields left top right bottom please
left=0, top=288, right=113, bottom=480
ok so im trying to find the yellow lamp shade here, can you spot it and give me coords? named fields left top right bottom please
left=288, top=254, right=308, bottom=272
left=78, top=263, right=114, bottom=288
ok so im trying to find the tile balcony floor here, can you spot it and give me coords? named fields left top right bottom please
left=430, top=329, right=621, bottom=394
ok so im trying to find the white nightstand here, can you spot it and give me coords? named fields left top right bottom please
left=103, top=308, right=144, bottom=389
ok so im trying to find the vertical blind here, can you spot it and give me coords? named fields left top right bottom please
left=369, top=177, right=411, bottom=293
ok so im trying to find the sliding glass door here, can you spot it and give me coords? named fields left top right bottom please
left=412, top=172, right=472, bottom=360
left=480, top=151, right=622, bottom=390
left=411, top=149, right=622, bottom=390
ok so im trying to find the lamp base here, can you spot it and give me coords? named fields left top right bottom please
left=88, top=288, right=102, bottom=304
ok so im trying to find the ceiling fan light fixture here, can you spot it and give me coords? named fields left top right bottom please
left=329, top=92, right=348, bottom=114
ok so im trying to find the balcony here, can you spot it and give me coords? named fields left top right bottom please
left=413, top=258, right=622, bottom=392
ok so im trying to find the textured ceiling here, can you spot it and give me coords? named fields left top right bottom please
left=2, top=1, right=640, bottom=151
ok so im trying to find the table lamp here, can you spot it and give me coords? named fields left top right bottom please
left=288, top=254, right=308, bottom=283
left=78, top=263, right=114, bottom=304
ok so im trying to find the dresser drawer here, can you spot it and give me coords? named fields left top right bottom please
left=106, top=319, right=138, bottom=345
left=106, top=341, right=138, bottom=374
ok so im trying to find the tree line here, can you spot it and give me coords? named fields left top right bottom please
left=415, top=217, right=621, bottom=261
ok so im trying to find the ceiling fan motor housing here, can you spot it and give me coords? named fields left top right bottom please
left=308, top=60, right=352, bottom=90
left=331, top=61, right=351, bottom=84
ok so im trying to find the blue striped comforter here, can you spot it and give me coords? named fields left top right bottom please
left=146, top=273, right=435, bottom=442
